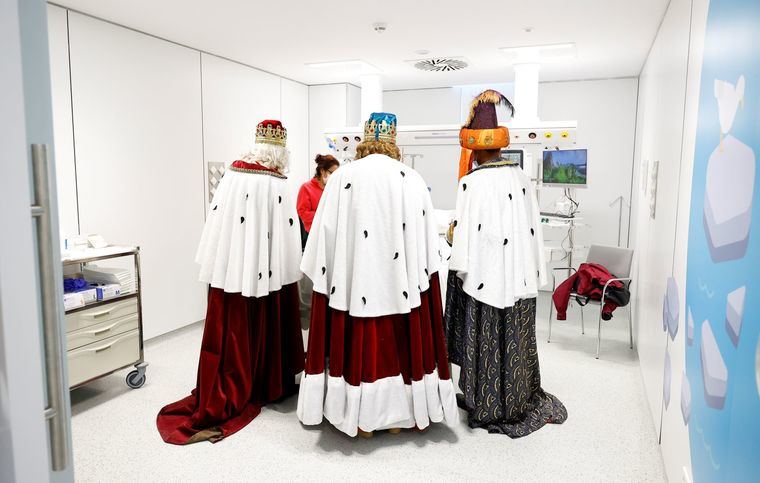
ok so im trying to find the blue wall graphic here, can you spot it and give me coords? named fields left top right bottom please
left=685, top=0, right=759, bottom=481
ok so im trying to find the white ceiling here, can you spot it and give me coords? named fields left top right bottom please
left=53, top=0, right=669, bottom=89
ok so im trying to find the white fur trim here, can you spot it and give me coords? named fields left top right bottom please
left=296, top=370, right=325, bottom=426
left=196, top=168, right=302, bottom=297
left=300, top=154, right=441, bottom=317
left=297, top=368, right=459, bottom=437
left=448, top=165, right=547, bottom=309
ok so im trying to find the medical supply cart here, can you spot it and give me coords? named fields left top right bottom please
left=62, top=246, right=147, bottom=389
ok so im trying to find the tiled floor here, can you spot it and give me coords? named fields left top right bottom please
left=69, top=293, right=665, bottom=482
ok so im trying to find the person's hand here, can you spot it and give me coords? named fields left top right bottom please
left=446, top=221, right=455, bottom=246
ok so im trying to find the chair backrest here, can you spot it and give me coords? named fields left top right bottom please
left=586, top=244, right=634, bottom=279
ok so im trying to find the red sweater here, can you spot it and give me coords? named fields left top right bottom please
left=297, top=178, right=324, bottom=232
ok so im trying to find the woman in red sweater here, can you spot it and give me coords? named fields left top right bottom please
left=297, top=154, right=339, bottom=329
left=297, top=154, right=339, bottom=236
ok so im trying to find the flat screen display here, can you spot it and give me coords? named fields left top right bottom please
left=500, top=149, right=524, bottom=168
left=542, top=149, right=588, bottom=187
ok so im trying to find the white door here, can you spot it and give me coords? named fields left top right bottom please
left=0, top=0, right=74, bottom=481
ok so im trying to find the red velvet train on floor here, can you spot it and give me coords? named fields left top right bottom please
left=156, top=284, right=304, bottom=444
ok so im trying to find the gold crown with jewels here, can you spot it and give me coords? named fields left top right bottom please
left=363, top=112, right=397, bottom=143
left=255, top=120, right=287, bottom=147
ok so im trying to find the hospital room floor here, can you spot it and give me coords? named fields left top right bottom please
left=69, top=293, right=666, bottom=482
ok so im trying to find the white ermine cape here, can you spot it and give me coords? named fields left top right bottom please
left=301, top=153, right=441, bottom=316
left=196, top=167, right=302, bottom=297
left=448, top=163, right=547, bottom=308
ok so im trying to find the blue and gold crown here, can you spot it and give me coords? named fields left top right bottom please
left=363, top=112, right=397, bottom=143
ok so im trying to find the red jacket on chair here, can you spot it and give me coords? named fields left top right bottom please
left=552, top=263, right=625, bottom=321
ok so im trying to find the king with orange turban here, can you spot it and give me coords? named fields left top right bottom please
left=445, top=91, right=568, bottom=438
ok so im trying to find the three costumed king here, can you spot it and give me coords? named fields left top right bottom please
left=156, top=94, right=566, bottom=443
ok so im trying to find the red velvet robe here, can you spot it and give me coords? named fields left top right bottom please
left=156, top=160, right=305, bottom=445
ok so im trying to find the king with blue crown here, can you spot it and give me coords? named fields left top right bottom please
left=297, top=112, right=459, bottom=438
left=363, top=112, right=398, bottom=142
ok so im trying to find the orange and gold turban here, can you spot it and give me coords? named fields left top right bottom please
left=458, top=90, right=514, bottom=178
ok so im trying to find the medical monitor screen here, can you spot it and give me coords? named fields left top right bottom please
left=500, top=149, right=524, bottom=168
left=542, top=149, right=588, bottom=187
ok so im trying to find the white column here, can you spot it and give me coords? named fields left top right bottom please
left=359, top=74, right=383, bottom=123
left=513, top=63, right=541, bottom=123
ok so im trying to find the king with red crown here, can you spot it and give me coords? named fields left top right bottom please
left=156, top=119, right=305, bottom=444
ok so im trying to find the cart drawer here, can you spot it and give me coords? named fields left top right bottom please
left=66, top=297, right=138, bottom=333
left=68, top=329, right=140, bottom=388
left=67, top=313, right=138, bottom=351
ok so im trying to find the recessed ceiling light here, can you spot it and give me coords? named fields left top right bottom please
left=414, top=49, right=430, bottom=56
left=305, top=59, right=381, bottom=74
left=523, top=26, right=533, bottom=33
left=499, top=43, right=576, bottom=62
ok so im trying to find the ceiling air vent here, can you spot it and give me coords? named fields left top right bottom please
left=413, top=58, right=468, bottom=72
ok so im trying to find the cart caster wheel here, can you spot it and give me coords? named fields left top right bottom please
left=126, top=370, right=146, bottom=389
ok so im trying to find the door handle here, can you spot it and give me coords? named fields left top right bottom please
left=30, top=144, right=70, bottom=471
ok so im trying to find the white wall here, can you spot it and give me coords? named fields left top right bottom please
left=200, top=56, right=310, bottom=201
left=67, top=12, right=207, bottom=339
left=48, top=5, right=78, bottom=239
left=308, top=83, right=349, bottom=163
left=384, top=87, right=463, bottom=125
left=630, top=0, right=709, bottom=481
left=403, top=144, right=461, bottom=210
left=384, top=89, right=462, bottom=209
left=634, top=0, right=693, bottom=433
left=200, top=52, right=281, bottom=208
left=200, top=53, right=281, bottom=163
left=346, top=83, right=361, bottom=127
left=48, top=7, right=311, bottom=339
left=281, top=79, right=310, bottom=195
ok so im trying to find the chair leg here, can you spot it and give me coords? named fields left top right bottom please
left=548, top=298, right=553, bottom=343
left=628, top=304, right=634, bottom=349
left=596, top=304, right=603, bottom=359
left=580, top=302, right=585, bottom=335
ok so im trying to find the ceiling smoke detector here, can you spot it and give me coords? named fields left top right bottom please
left=413, top=58, right=468, bottom=72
